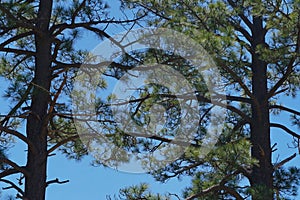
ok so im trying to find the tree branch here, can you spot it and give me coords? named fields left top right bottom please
left=50, top=15, right=146, bottom=36
left=71, top=0, right=87, bottom=24
left=0, top=178, right=24, bottom=195
left=47, top=135, right=79, bottom=154
left=219, top=64, right=253, bottom=99
left=270, top=123, right=300, bottom=139
left=0, top=31, right=34, bottom=48
left=186, top=169, right=245, bottom=200
left=0, top=126, right=37, bottom=154
left=0, top=158, right=29, bottom=177
left=269, top=105, right=300, bottom=116
left=108, top=92, right=252, bottom=123
left=46, top=178, right=69, bottom=187
left=0, top=47, right=35, bottom=56
left=0, top=168, right=19, bottom=179
left=268, top=18, right=300, bottom=98
left=185, top=184, right=243, bottom=200
left=227, top=0, right=253, bottom=30
left=0, top=3, right=36, bottom=30
left=0, top=83, right=33, bottom=126
left=273, top=153, right=297, bottom=169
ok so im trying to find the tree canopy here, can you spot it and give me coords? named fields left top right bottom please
left=0, top=0, right=299, bottom=200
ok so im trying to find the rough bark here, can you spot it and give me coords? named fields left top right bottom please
left=250, top=16, right=273, bottom=200
left=24, top=0, right=53, bottom=199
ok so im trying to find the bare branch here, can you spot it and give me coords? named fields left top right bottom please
left=269, top=105, right=300, bottom=116
left=136, top=3, right=171, bottom=21
left=108, top=92, right=252, bottom=123
left=0, top=178, right=24, bottom=195
left=0, top=158, right=29, bottom=177
left=46, top=178, right=69, bottom=187
left=214, top=93, right=252, bottom=104
left=164, top=162, right=203, bottom=179
left=0, top=126, right=36, bottom=154
left=273, top=153, right=297, bottom=169
left=47, top=135, right=79, bottom=154
left=0, top=47, right=35, bottom=56
left=50, top=15, right=146, bottom=36
left=228, top=17, right=253, bottom=43
left=168, top=193, right=181, bottom=200
left=0, top=168, right=20, bottom=179
left=270, top=123, right=300, bottom=139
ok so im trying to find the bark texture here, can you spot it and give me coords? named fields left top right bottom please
left=24, top=1, right=53, bottom=199
left=250, top=16, right=273, bottom=200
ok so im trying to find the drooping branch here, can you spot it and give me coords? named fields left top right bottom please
left=0, top=126, right=36, bottom=154
left=0, top=83, right=33, bottom=126
left=0, top=31, right=34, bottom=48
left=219, top=64, right=254, bottom=100
left=270, top=123, right=300, bottom=139
left=47, top=135, right=79, bottom=154
left=0, top=168, right=20, bottom=179
left=0, top=178, right=24, bottom=195
left=0, top=157, right=29, bottom=177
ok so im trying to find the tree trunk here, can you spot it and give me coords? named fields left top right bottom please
left=24, top=1, right=53, bottom=199
left=250, top=16, right=273, bottom=200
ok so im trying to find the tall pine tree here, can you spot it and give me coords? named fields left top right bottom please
left=117, top=0, right=300, bottom=199
left=0, top=0, right=142, bottom=199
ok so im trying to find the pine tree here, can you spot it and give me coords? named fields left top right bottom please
left=0, top=0, right=142, bottom=199
left=117, top=0, right=300, bottom=199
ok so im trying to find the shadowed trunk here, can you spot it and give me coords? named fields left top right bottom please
left=24, top=0, right=53, bottom=199
left=250, top=16, right=273, bottom=200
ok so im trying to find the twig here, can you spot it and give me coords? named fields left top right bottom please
left=46, top=178, right=69, bottom=187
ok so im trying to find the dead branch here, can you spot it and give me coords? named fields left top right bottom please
left=273, top=153, right=297, bottom=169
left=46, top=178, right=69, bottom=187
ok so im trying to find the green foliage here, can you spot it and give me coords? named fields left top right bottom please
left=119, top=0, right=300, bottom=199
left=108, top=183, right=171, bottom=200
left=274, top=167, right=300, bottom=199
left=0, top=0, right=299, bottom=199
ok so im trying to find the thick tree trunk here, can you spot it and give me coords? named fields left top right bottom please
left=250, top=17, right=273, bottom=200
left=24, top=1, right=53, bottom=199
